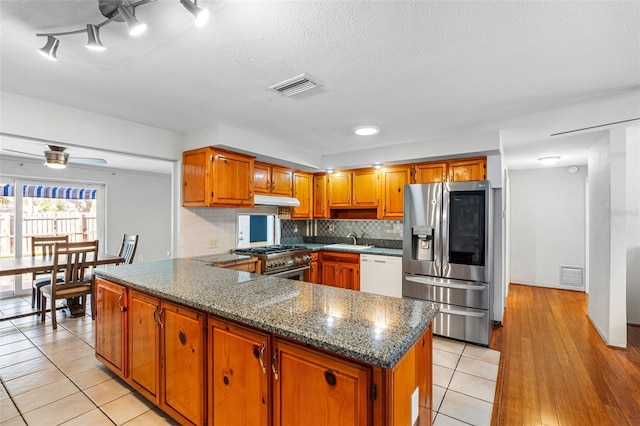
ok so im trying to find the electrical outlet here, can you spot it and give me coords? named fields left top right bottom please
left=137, top=254, right=143, bottom=262
left=328, top=224, right=335, bottom=232
left=209, top=239, right=218, bottom=248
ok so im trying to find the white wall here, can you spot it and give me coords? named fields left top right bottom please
left=0, top=156, right=172, bottom=263
left=626, top=127, right=640, bottom=324
left=509, top=166, right=587, bottom=289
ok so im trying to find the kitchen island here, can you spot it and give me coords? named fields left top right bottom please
left=93, top=258, right=438, bottom=426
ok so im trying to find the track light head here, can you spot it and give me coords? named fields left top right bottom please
left=86, top=24, right=106, bottom=51
left=38, top=36, right=60, bottom=61
left=117, top=5, right=147, bottom=36
left=180, top=0, right=209, bottom=28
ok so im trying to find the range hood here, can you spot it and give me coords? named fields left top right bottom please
left=254, top=194, right=300, bottom=207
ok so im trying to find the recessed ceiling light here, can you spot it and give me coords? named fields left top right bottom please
left=538, top=156, right=561, bottom=165
left=353, top=126, right=380, bottom=136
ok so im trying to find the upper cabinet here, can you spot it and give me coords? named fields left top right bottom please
left=254, top=162, right=293, bottom=197
left=291, top=172, right=313, bottom=219
left=183, top=147, right=254, bottom=208
left=413, top=157, right=486, bottom=184
left=313, top=174, right=329, bottom=219
left=379, top=165, right=412, bottom=220
left=328, top=168, right=379, bottom=208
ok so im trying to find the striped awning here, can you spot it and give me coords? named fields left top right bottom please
left=0, top=184, right=97, bottom=200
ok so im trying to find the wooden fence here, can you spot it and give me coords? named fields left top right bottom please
left=0, top=213, right=97, bottom=257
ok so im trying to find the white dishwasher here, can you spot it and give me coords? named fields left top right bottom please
left=360, top=254, right=403, bottom=298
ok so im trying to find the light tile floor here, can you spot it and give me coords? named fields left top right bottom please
left=0, top=296, right=501, bottom=425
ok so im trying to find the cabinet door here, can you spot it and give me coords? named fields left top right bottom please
left=273, top=340, right=370, bottom=426
left=212, top=150, right=254, bottom=206
left=320, top=261, right=340, bottom=287
left=129, top=291, right=160, bottom=402
left=352, top=169, right=378, bottom=207
left=328, top=172, right=352, bottom=207
left=210, top=318, right=270, bottom=426
left=340, top=263, right=360, bottom=291
left=308, top=260, right=319, bottom=283
left=448, top=158, right=487, bottom=182
left=414, top=162, right=447, bottom=184
left=182, top=148, right=211, bottom=206
left=292, top=172, right=312, bottom=219
left=162, top=302, right=206, bottom=426
left=254, top=162, right=272, bottom=195
left=313, top=174, right=328, bottom=218
left=95, top=279, right=127, bottom=378
left=380, top=166, right=411, bottom=220
left=272, top=166, right=293, bottom=196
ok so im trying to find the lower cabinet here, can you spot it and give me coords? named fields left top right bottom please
left=209, top=317, right=271, bottom=426
left=129, top=290, right=206, bottom=425
left=95, top=278, right=128, bottom=377
left=273, top=339, right=370, bottom=426
left=305, top=252, right=320, bottom=283
left=320, top=251, right=360, bottom=290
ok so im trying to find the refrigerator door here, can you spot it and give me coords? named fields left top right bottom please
left=403, top=183, right=442, bottom=277
left=442, top=181, right=491, bottom=282
left=402, top=275, right=490, bottom=310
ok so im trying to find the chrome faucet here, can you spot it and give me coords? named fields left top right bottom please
left=346, top=231, right=358, bottom=245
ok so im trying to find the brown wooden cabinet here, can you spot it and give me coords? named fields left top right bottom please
left=182, top=147, right=255, bottom=207
left=273, top=339, right=370, bottom=426
left=379, top=165, right=412, bottom=220
left=306, top=252, right=320, bottom=283
left=254, top=161, right=293, bottom=197
left=328, top=169, right=378, bottom=208
left=414, top=157, right=486, bottom=184
left=128, top=290, right=206, bottom=425
left=209, top=318, right=271, bottom=426
left=320, top=251, right=360, bottom=290
left=213, top=257, right=261, bottom=274
left=291, top=171, right=313, bottom=219
left=95, top=278, right=128, bottom=378
left=313, top=174, right=329, bottom=218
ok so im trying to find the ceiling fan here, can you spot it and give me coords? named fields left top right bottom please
left=3, top=145, right=107, bottom=169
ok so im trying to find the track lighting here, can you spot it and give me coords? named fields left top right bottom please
left=180, top=0, right=210, bottom=28
left=86, top=25, right=106, bottom=51
left=38, top=36, right=60, bottom=61
left=35, top=0, right=209, bottom=60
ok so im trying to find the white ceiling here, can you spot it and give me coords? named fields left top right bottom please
left=0, top=0, right=639, bottom=173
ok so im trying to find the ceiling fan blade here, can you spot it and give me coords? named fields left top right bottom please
left=2, top=148, right=43, bottom=158
left=68, top=157, right=107, bottom=165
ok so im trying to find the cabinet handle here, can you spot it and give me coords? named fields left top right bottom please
left=152, top=305, right=159, bottom=325
left=347, top=196, right=350, bottom=204
left=258, top=341, right=267, bottom=374
left=117, top=294, right=127, bottom=312
left=158, top=307, right=165, bottom=328
left=324, top=370, right=337, bottom=386
left=353, top=195, right=356, bottom=204
left=271, top=348, right=279, bottom=380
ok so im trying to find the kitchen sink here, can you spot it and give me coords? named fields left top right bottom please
left=325, top=244, right=375, bottom=251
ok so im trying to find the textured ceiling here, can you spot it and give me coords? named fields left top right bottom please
left=0, top=0, right=639, bottom=173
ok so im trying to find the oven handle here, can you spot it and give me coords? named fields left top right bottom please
left=267, top=265, right=311, bottom=277
left=405, top=276, right=486, bottom=291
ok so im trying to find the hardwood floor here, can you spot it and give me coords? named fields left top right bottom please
left=490, top=284, right=640, bottom=426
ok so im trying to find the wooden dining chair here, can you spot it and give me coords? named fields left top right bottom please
left=40, top=240, right=98, bottom=329
left=118, top=234, right=139, bottom=264
left=31, top=235, right=69, bottom=310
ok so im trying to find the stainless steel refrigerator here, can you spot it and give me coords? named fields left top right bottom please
left=402, top=180, right=493, bottom=346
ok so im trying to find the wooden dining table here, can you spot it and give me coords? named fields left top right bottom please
left=0, top=253, right=126, bottom=317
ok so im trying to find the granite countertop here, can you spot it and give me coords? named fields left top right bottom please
left=94, top=258, right=437, bottom=368
left=190, top=253, right=255, bottom=265
left=298, top=243, right=403, bottom=257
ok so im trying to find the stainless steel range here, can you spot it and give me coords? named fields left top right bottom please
left=234, top=245, right=313, bottom=279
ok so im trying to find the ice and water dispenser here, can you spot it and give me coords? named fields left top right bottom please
left=410, top=226, right=434, bottom=261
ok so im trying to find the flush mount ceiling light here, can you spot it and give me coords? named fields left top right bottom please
left=44, top=146, right=69, bottom=169
left=353, top=126, right=380, bottom=136
left=36, top=0, right=209, bottom=60
left=538, top=156, right=561, bottom=165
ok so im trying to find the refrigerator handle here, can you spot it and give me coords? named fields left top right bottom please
left=440, top=183, right=449, bottom=272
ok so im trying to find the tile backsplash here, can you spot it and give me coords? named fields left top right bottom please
left=181, top=207, right=403, bottom=257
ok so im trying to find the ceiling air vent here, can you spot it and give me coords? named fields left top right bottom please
left=268, top=73, right=321, bottom=97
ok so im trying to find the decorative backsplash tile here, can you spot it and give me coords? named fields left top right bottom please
left=281, top=219, right=403, bottom=247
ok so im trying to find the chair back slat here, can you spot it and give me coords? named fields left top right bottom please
left=118, top=234, right=139, bottom=265
left=51, top=240, right=99, bottom=296
left=31, top=235, right=69, bottom=277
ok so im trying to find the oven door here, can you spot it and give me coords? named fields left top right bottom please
left=265, top=265, right=310, bottom=281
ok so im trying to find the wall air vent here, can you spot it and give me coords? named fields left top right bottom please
left=268, top=73, right=321, bottom=97
left=560, top=266, right=584, bottom=288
